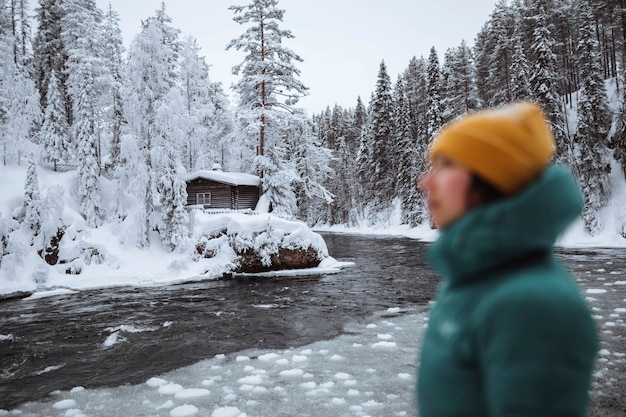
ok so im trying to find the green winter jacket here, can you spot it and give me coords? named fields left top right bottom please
left=417, top=165, right=597, bottom=417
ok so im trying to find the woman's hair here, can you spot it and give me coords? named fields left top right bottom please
left=468, top=174, right=504, bottom=208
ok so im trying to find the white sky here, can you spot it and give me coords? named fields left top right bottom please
left=91, top=0, right=498, bottom=114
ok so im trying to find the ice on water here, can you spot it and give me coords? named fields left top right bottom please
left=8, top=311, right=425, bottom=417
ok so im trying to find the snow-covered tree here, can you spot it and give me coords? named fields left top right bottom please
left=179, top=36, right=216, bottom=171
left=510, top=34, right=533, bottom=101
left=573, top=0, right=612, bottom=234
left=63, top=0, right=108, bottom=227
left=157, top=148, right=189, bottom=251
left=23, top=160, right=42, bottom=234
left=526, top=2, right=569, bottom=163
left=257, top=140, right=297, bottom=217
left=122, top=4, right=181, bottom=247
left=360, top=61, right=395, bottom=224
left=393, top=77, right=424, bottom=226
left=441, top=41, right=479, bottom=121
left=286, top=111, right=333, bottom=224
left=227, top=0, right=308, bottom=160
left=228, top=0, right=313, bottom=217
left=426, top=47, right=444, bottom=137
left=0, top=34, right=40, bottom=166
left=102, top=3, right=125, bottom=172
left=40, top=70, right=70, bottom=170
left=33, top=0, right=69, bottom=117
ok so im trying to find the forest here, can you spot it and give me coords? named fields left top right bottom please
left=1, top=0, right=626, bottom=260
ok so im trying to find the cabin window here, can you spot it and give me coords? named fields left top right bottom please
left=196, top=192, right=211, bottom=206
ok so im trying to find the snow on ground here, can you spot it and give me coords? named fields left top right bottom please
left=7, top=310, right=426, bottom=417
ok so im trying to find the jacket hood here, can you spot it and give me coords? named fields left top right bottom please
left=427, top=164, right=583, bottom=285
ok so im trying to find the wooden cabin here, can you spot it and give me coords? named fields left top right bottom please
left=184, top=169, right=261, bottom=210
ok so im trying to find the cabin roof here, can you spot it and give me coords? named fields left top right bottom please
left=184, top=170, right=261, bottom=187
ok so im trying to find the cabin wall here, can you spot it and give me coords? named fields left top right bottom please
left=234, top=186, right=261, bottom=210
left=186, top=180, right=260, bottom=210
left=186, top=179, right=232, bottom=208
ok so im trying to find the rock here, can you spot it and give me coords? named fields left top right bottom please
left=38, top=227, right=65, bottom=266
left=235, top=246, right=321, bottom=273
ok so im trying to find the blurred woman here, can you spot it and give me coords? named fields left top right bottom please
left=417, top=102, right=597, bottom=417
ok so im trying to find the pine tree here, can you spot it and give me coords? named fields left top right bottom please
left=227, top=0, right=309, bottom=217
left=23, top=159, right=42, bottom=234
left=574, top=0, right=612, bottom=234
left=40, top=70, right=70, bottom=170
left=426, top=47, right=444, bottom=137
left=227, top=0, right=308, bottom=161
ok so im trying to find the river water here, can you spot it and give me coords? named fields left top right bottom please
left=1, top=233, right=625, bottom=416
left=0, top=233, right=438, bottom=410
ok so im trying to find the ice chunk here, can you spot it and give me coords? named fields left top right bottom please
left=258, top=353, right=279, bottom=362
left=279, top=369, right=304, bottom=377
left=158, top=383, right=184, bottom=395
left=235, top=356, right=250, bottom=362
left=146, top=377, right=168, bottom=387
left=237, top=375, right=263, bottom=385
left=586, top=289, right=607, bottom=294
left=211, top=407, right=244, bottom=417
left=377, top=333, right=393, bottom=340
left=174, top=389, right=211, bottom=399
left=53, top=400, right=76, bottom=410
left=372, top=341, right=397, bottom=348
left=170, top=404, right=199, bottom=417
left=292, top=355, right=308, bottom=363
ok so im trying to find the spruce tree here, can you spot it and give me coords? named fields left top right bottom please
left=157, top=149, right=189, bottom=251
left=527, top=2, right=569, bottom=163
left=574, top=0, right=612, bottom=234
left=40, top=70, right=70, bottom=170
left=510, top=34, right=533, bottom=101
left=122, top=4, right=181, bottom=247
left=102, top=4, right=125, bottom=172
left=23, top=159, right=42, bottom=235
left=426, top=47, right=444, bottom=138
left=394, top=78, right=423, bottom=226
left=362, top=61, right=395, bottom=223
left=33, top=0, right=69, bottom=119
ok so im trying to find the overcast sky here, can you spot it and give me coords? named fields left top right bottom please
left=92, top=0, right=499, bottom=113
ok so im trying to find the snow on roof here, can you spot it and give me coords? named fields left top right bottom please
left=184, top=170, right=261, bottom=187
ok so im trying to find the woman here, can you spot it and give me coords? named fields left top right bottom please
left=417, top=102, right=597, bottom=417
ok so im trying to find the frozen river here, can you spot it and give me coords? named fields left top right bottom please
left=1, top=233, right=625, bottom=416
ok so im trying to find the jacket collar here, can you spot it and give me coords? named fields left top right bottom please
left=427, top=165, right=583, bottom=285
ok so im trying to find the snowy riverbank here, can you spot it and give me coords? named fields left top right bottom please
left=0, top=165, right=350, bottom=299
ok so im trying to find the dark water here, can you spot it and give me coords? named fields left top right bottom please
left=0, top=233, right=439, bottom=409
left=3, top=235, right=625, bottom=413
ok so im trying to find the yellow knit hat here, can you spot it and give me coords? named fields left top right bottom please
left=429, top=101, right=556, bottom=195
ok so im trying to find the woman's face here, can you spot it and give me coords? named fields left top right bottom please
left=418, top=156, right=473, bottom=229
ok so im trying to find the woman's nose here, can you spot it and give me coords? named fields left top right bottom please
left=417, top=171, right=431, bottom=191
